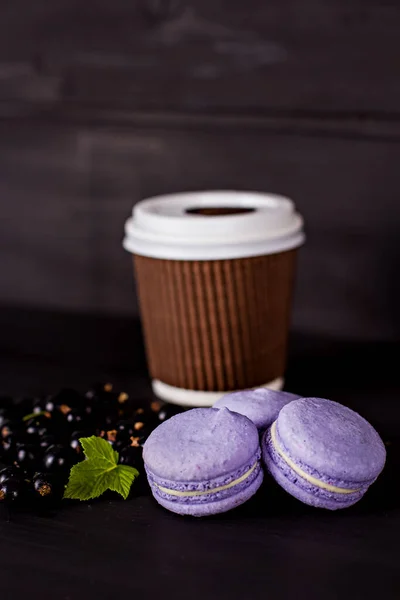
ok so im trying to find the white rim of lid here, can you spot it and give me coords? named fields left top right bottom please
left=123, top=191, right=305, bottom=260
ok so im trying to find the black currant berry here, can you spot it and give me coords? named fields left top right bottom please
left=33, top=397, right=49, bottom=414
left=89, top=400, right=118, bottom=430
left=43, top=444, right=76, bottom=473
left=15, top=444, right=38, bottom=472
left=0, top=466, right=22, bottom=484
left=32, top=472, right=63, bottom=507
left=0, top=478, right=25, bottom=505
left=39, top=434, right=57, bottom=453
left=2, top=436, right=17, bottom=463
left=65, top=409, right=86, bottom=429
left=25, top=414, right=52, bottom=438
left=98, top=395, right=119, bottom=425
left=69, top=431, right=86, bottom=456
left=112, top=439, right=128, bottom=453
left=33, top=394, right=62, bottom=415
left=115, top=420, right=138, bottom=441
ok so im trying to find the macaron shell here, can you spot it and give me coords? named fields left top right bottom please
left=276, top=398, right=386, bottom=483
left=214, top=388, right=301, bottom=429
left=264, top=446, right=362, bottom=510
left=152, top=467, right=264, bottom=517
left=143, top=407, right=260, bottom=481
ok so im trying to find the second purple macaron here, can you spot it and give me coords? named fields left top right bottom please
left=214, top=387, right=301, bottom=431
left=262, top=397, right=386, bottom=510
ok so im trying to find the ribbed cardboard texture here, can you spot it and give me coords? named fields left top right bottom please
left=133, top=251, right=297, bottom=392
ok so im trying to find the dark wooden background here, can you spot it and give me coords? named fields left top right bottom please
left=1, top=0, right=400, bottom=343
left=1, top=9, right=400, bottom=597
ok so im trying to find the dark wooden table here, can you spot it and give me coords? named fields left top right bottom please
left=1, top=308, right=400, bottom=600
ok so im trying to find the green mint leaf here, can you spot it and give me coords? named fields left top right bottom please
left=63, top=462, right=100, bottom=501
left=63, top=436, right=139, bottom=501
left=80, top=435, right=119, bottom=464
left=109, top=465, right=139, bottom=500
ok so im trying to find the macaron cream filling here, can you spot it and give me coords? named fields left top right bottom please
left=269, top=421, right=362, bottom=495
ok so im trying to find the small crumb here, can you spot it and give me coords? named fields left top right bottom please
left=150, top=401, right=162, bottom=413
left=59, top=404, right=71, bottom=415
left=130, top=436, right=140, bottom=447
left=118, top=392, right=129, bottom=404
left=136, top=407, right=145, bottom=415
left=134, top=422, right=144, bottom=431
left=104, top=383, right=113, bottom=392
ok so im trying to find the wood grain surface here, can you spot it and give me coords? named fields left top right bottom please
left=1, top=119, right=400, bottom=340
left=0, top=0, right=399, bottom=342
left=0, top=0, right=399, bottom=113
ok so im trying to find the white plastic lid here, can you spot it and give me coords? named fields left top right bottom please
left=123, top=191, right=305, bottom=261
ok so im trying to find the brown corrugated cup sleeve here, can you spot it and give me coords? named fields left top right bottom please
left=133, top=249, right=297, bottom=393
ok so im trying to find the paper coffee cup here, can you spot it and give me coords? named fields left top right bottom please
left=123, top=191, right=305, bottom=407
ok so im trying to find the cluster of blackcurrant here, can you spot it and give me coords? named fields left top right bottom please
left=0, top=383, right=183, bottom=514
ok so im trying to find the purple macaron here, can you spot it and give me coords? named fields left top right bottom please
left=213, top=388, right=301, bottom=431
left=143, top=407, right=263, bottom=516
left=262, top=397, right=386, bottom=510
